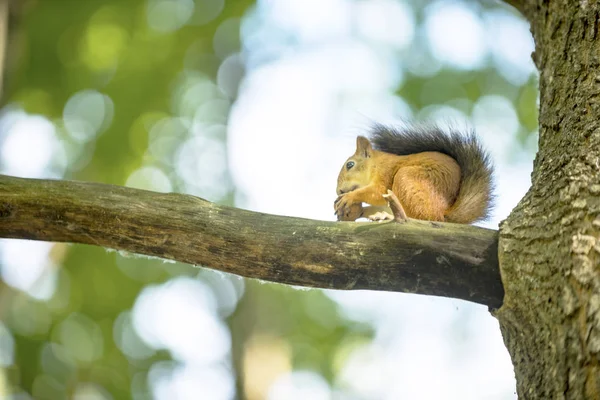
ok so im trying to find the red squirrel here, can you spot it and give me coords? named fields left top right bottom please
left=334, top=124, right=494, bottom=224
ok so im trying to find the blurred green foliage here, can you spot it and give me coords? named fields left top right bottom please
left=2, top=1, right=377, bottom=398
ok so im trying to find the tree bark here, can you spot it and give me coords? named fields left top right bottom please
left=0, top=174, right=503, bottom=307
left=496, top=1, right=600, bottom=398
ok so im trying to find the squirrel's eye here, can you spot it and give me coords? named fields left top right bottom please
left=346, top=161, right=355, bottom=170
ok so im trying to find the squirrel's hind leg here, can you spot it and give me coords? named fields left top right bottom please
left=382, top=190, right=408, bottom=222
left=391, top=167, right=449, bottom=222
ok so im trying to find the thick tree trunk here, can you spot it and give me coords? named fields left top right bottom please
left=497, top=1, right=600, bottom=398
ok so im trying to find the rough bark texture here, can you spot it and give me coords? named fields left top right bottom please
left=0, top=174, right=503, bottom=307
left=497, top=1, right=600, bottom=398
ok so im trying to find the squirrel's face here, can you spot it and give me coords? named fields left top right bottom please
left=336, top=136, right=373, bottom=195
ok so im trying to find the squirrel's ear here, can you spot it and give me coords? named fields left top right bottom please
left=355, top=136, right=372, bottom=158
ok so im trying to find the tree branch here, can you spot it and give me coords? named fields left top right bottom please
left=0, top=174, right=503, bottom=308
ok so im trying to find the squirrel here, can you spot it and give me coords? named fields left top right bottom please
left=334, top=124, right=494, bottom=224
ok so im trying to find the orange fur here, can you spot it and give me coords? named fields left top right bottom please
left=334, top=133, right=488, bottom=224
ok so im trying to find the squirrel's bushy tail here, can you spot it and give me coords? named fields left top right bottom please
left=370, top=124, right=494, bottom=224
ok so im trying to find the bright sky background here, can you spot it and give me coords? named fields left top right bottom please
left=0, top=0, right=536, bottom=399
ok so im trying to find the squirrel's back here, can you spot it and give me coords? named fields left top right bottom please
left=370, top=124, right=494, bottom=223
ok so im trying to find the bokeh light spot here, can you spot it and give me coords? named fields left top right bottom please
left=57, top=313, right=104, bottom=364
left=355, top=0, right=415, bottom=49
left=0, top=113, right=58, bottom=179
left=81, top=23, right=128, bottom=71
left=473, top=95, right=520, bottom=138
left=73, top=382, right=114, bottom=400
left=416, top=104, right=468, bottom=123
left=147, top=116, right=190, bottom=165
left=197, top=270, right=245, bottom=318
left=195, top=99, right=231, bottom=126
left=146, top=0, right=195, bottom=33
left=125, top=166, right=173, bottom=192
left=172, top=74, right=223, bottom=119
left=189, top=0, right=224, bottom=26
left=263, top=0, right=351, bottom=43
left=425, top=2, right=487, bottom=69
left=113, top=311, right=156, bottom=360
left=213, top=18, right=241, bottom=60
left=486, top=9, right=535, bottom=85
left=175, top=135, right=231, bottom=200
left=6, top=295, right=52, bottom=336
left=217, top=54, right=245, bottom=99
left=0, top=239, right=55, bottom=296
left=129, top=112, right=168, bottom=157
left=267, top=370, right=332, bottom=400
left=63, top=90, right=114, bottom=143
left=132, top=277, right=231, bottom=364
left=0, top=322, right=15, bottom=367
left=150, top=362, right=235, bottom=400
left=40, top=342, right=78, bottom=383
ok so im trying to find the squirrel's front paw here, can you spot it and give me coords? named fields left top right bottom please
left=334, top=194, right=362, bottom=221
